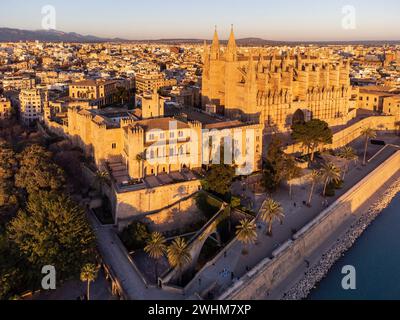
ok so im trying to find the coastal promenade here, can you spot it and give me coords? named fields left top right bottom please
left=209, top=135, right=400, bottom=300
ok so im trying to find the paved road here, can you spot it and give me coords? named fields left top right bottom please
left=89, top=214, right=185, bottom=300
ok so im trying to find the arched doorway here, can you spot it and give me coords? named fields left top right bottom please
left=292, top=109, right=306, bottom=125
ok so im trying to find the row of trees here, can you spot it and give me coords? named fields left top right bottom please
left=0, top=141, right=98, bottom=299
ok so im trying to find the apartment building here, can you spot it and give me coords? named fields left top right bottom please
left=19, top=88, right=47, bottom=124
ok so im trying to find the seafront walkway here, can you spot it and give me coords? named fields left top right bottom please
left=184, top=134, right=400, bottom=299
left=88, top=134, right=400, bottom=300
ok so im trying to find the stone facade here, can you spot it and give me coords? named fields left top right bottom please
left=202, top=27, right=353, bottom=132
left=69, top=79, right=124, bottom=107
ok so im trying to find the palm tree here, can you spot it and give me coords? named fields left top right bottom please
left=361, top=127, right=377, bottom=166
left=80, top=263, right=100, bottom=301
left=258, top=198, right=285, bottom=236
left=307, top=170, right=321, bottom=207
left=95, top=170, right=109, bottom=191
left=144, top=232, right=167, bottom=282
left=167, top=237, right=191, bottom=286
left=235, top=219, right=258, bottom=254
left=136, top=153, right=144, bottom=179
left=284, top=157, right=302, bottom=199
left=320, top=162, right=342, bottom=197
left=337, top=146, right=358, bottom=180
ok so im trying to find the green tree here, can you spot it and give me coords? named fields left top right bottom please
left=202, top=164, right=235, bottom=197
left=7, top=191, right=96, bottom=281
left=360, top=127, right=377, bottom=166
left=307, top=170, right=321, bottom=207
left=320, top=162, right=342, bottom=197
left=235, top=219, right=257, bottom=254
left=80, top=263, right=100, bottom=300
left=0, top=140, right=18, bottom=210
left=263, top=138, right=288, bottom=192
left=95, top=170, right=110, bottom=191
left=15, top=145, right=65, bottom=194
left=144, top=232, right=167, bottom=281
left=258, top=198, right=285, bottom=236
left=120, top=221, right=150, bottom=251
left=337, top=146, right=358, bottom=179
left=167, top=237, right=191, bottom=286
left=291, top=119, right=333, bottom=161
left=0, top=230, right=29, bottom=300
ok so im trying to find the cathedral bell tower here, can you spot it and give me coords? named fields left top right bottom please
left=226, top=25, right=237, bottom=62
left=210, top=26, right=220, bottom=61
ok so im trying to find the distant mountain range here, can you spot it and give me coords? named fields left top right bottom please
left=0, top=27, right=399, bottom=46
left=0, top=28, right=125, bottom=43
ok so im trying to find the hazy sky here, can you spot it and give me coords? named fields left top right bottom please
left=1, top=0, right=400, bottom=41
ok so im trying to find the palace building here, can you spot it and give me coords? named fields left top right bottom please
left=202, top=27, right=353, bottom=132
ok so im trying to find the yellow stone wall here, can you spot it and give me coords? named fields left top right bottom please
left=203, top=32, right=352, bottom=132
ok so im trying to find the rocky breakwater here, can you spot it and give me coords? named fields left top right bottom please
left=282, top=178, right=400, bottom=300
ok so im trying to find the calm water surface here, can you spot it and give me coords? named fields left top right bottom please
left=309, top=193, right=400, bottom=300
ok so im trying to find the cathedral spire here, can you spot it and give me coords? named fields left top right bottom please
left=210, top=26, right=220, bottom=60
left=226, top=24, right=237, bottom=62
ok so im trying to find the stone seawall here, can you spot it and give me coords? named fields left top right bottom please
left=283, top=177, right=400, bottom=300
left=220, top=151, right=400, bottom=300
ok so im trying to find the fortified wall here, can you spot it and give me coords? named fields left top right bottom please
left=104, top=179, right=202, bottom=228
left=219, top=150, right=400, bottom=300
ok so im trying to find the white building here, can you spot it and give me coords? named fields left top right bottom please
left=19, top=88, right=48, bottom=125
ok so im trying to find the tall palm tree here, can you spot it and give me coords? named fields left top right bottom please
left=167, top=237, right=191, bottom=286
left=144, top=232, right=167, bottom=282
left=80, top=263, right=100, bottom=301
left=337, top=146, right=358, bottom=180
left=95, top=170, right=109, bottom=191
left=320, top=162, right=342, bottom=197
left=258, top=198, right=285, bottom=236
left=284, top=156, right=301, bottom=199
left=307, top=170, right=321, bottom=207
left=360, top=127, right=377, bottom=166
left=235, top=219, right=258, bottom=254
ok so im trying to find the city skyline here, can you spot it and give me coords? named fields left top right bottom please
left=1, top=0, right=400, bottom=41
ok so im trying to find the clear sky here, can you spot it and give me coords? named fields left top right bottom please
left=1, top=0, right=399, bottom=41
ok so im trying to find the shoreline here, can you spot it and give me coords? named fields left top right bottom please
left=282, top=176, right=400, bottom=300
